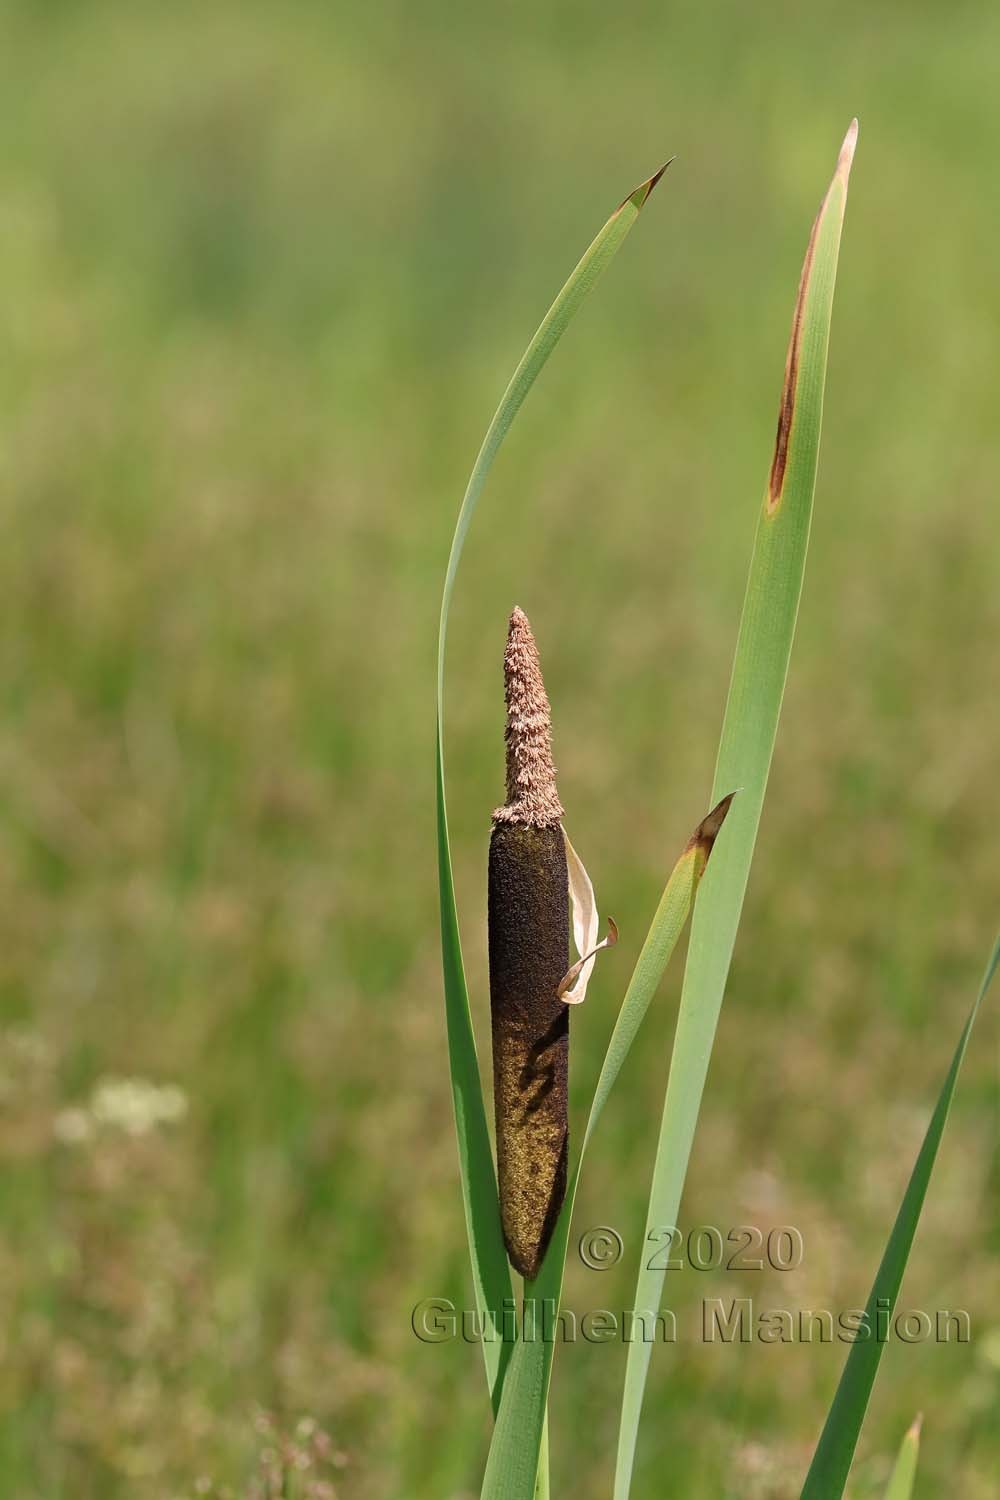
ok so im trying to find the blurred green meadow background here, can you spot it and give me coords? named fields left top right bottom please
left=0, top=1, right=998, bottom=1496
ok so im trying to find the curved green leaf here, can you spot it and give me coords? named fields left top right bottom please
left=435, top=162, right=670, bottom=1407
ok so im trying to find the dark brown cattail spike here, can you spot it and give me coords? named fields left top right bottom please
left=489, top=607, right=569, bottom=1281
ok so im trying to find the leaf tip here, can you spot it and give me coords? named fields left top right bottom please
left=620, top=156, right=675, bottom=213
left=837, top=117, right=860, bottom=180
left=907, top=1412, right=923, bottom=1441
left=766, top=120, right=857, bottom=514
left=687, top=789, right=737, bottom=861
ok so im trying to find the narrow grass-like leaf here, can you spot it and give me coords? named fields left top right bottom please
left=478, top=798, right=733, bottom=1500
left=614, top=120, right=859, bottom=1497
left=436, top=163, right=669, bottom=1405
left=533, top=1415, right=550, bottom=1500
left=436, top=754, right=514, bottom=1406
left=883, top=1416, right=922, bottom=1500
left=800, top=938, right=1000, bottom=1499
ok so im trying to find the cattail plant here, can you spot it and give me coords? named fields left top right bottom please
left=488, top=607, right=609, bottom=1281
left=435, top=121, right=1000, bottom=1500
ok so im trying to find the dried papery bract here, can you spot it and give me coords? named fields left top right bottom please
left=489, top=608, right=570, bottom=1282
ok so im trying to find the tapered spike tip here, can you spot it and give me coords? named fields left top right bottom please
left=493, top=607, right=564, bottom=827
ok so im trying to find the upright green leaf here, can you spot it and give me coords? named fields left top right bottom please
left=614, top=120, right=859, bottom=1497
left=801, top=939, right=999, bottom=1499
left=883, top=1416, right=922, bottom=1500
left=479, top=798, right=734, bottom=1500
left=436, top=162, right=670, bottom=1406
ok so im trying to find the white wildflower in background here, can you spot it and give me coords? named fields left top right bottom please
left=91, top=1077, right=188, bottom=1135
left=53, top=1076, right=188, bottom=1145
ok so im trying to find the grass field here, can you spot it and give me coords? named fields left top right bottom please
left=0, top=2, right=998, bottom=1496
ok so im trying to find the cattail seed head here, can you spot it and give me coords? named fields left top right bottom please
left=489, top=607, right=569, bottom=1281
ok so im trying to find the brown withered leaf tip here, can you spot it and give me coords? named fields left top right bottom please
left=685, top=790, right=737, bottom=859
left=766, top=216, right=818, bottom=511
left=493, top=607, right=565, bottom=828
left=767, top=119, right=858, bottom=514
left=616, top=155, right=675, bottom=214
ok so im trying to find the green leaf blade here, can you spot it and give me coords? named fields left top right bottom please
left=436, top=161, right=671, bottom=705
left=800, top=939, right=1000, bottom=1499
left=883, top=1416, right=922, bottom=1500
left=436, top=737, right=513, bottom=1404
left=614, top=121, right=858, bottom=1499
